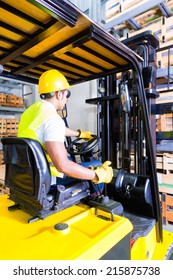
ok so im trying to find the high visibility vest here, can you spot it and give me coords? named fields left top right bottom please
left=18, top=100, right=63, bottom=177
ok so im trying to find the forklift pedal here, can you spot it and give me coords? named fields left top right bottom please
left=8, top=204, right=20, bottom=211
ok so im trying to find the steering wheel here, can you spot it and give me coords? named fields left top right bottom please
left=67, top=135, right=99, bottom=156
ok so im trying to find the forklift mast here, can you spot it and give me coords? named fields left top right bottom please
left=95, top=31, right=160, bottom=173
left=86, top=31, right=162, bottom=242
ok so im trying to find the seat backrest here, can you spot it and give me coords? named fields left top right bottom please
left=2, top=137, right=51, bottom=200
left=2, top=137, right=90, bottom=221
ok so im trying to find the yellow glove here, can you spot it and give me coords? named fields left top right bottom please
left=77, top=129, right=93, bottom=140
left=92, top=161, right=113, bottom=184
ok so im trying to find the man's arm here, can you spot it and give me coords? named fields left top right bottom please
left=65, top=127, right=93, bottom=139
left=65, top=127, right=79, bottom=137
left=45, top=140, right=98, bottom=181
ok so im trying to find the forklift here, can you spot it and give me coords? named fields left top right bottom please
left=0, top=0, right=173, bottom=260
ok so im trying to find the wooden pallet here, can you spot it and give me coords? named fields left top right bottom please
left=0, top=119, right=6, bottom=134
left=156, top=113, right=173, bottom=132
left=156, top=153, right=173, bottom=174
left=156, top=91, right=173, bottom=105
left=0, top=150, right=4, bottom=165
left=6, top=121, right=19, bottom=135
left=0, top=102, right=24, bottom=108
left=0, top=118, right=19, bottom=136
left=0, top=181, right=9, bottom=196
left=0, top=93, right=6, bottom=104
left=158, top=172, right=173, bottom=185
left=161, top=192, right=173, bottom=225
left=16, top=96, right=24, bottom=107
left=131, top=152, right=173, bottom=177
left=6, top=94, right=16, bottom=105
left=0, top=165, right=5, bottom=182
left=0, top=93, right=24, bottom=108
left=120, top=13, right=173, bottom=67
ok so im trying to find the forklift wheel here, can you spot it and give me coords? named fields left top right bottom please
left=164, top=242, right=173, bottom=260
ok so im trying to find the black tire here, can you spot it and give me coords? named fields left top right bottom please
left=165, top=242, right=173, bottom=260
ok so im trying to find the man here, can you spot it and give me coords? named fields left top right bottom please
left=18, top=69, right=113, bottom=192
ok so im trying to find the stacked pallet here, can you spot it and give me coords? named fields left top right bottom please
left=0, top=165, right=8, bottom=195
left=156, top=113, right=173, bottom=131
left=0, top=118, right=19, bottom=169
left=0, top=150, right=4, bottom=165
left=157, top=153, right=173, bottom=172
left=0, top=118, right=19, bottom=137
left=6, top=119, right=19, bottom=135
left=159, top=187, right=173, bottom=225
left=157, top=152, right=173, bottom=185
left=0, top=93, right=24, bottom=108
left=157, top=172, right=173, bottom=185
left=131, top=151, right=173, bottom=224
left=0, top=119, right=6, bottom=135
left=116, top=0, right=173, bottom=46
left=130, top=152, right=173, bottom=185
left=0, top=93, right=6, bottom=105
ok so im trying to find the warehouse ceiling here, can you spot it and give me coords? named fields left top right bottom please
left=0, top=0, right=142, bottom=85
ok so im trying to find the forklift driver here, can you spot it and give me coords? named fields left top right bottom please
left=17, top=69, right=113, bottom=195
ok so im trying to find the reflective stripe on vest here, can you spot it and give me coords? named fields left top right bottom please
left=18, top=100, right=62, bottom=177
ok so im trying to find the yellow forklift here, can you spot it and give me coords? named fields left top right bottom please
left=0, top=0, right=173, bottom=260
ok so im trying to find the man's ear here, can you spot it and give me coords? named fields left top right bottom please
left=55, top=91, right=62, bottom=100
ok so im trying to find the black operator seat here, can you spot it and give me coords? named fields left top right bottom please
left=1, top=137, right=90, bottom=222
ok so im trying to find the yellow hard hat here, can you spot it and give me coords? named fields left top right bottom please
left=38, top=69, right=71, bottom=94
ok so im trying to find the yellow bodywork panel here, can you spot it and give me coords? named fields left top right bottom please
left=0, top=195, right=133, bottom=260
left=131, top=225, right=173, bottom=260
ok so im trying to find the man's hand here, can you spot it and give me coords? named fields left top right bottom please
left=92, top=161, right=113, bottom=184
left=77, top=129, right=93, bottom=140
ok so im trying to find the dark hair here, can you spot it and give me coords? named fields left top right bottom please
left=40, top=90, right=71, bottom=99
left=40, top=92, right=55, bottom=99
